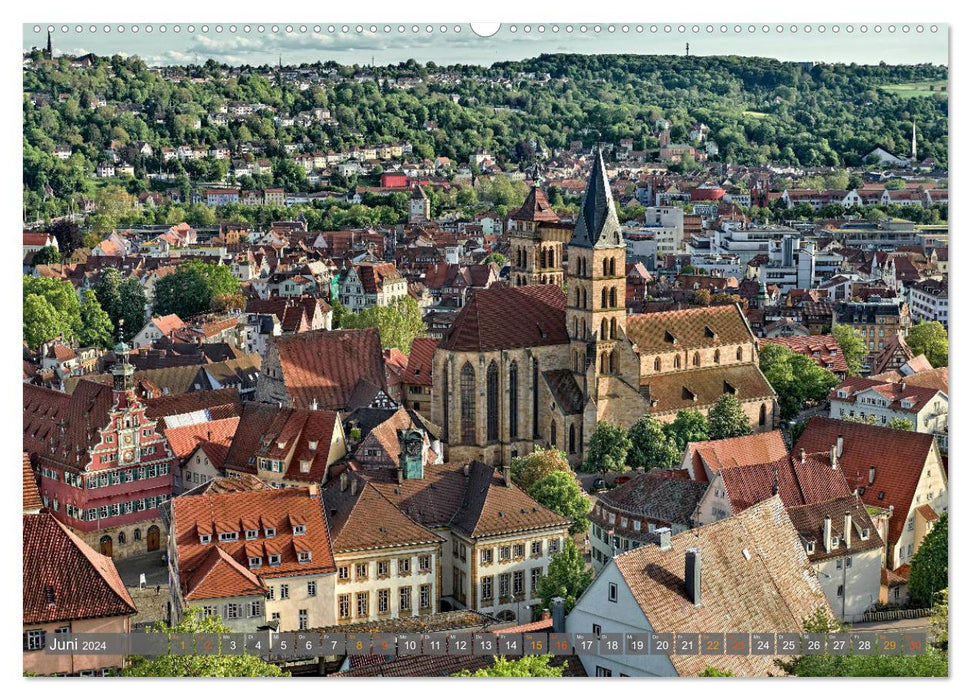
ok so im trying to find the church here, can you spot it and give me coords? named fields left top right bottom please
left=431, top=150, right=778, bottom=467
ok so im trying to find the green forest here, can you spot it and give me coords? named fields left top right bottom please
left=23, top=51, right=947, bottom=221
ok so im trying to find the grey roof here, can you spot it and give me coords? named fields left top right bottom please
left=569, top=149, right=625, bottom=250
left=543, top=369, right=585, bottom=415
left=599, top=471, right=708, bottom=527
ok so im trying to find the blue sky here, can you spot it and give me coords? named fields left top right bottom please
left=24, top=23, right=948, bottom=67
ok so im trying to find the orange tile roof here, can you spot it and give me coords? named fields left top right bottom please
left=172, top=487, right=335, bottom=598
left=687, top=431, right=788, bottom=481
left=794, top=417, right=939, bottom=546
left=403, top=337, right=438, bottom=387
left=151, top=313, right=185, bottom=336
left=164, top=417, right=240, bottom=464
left=23, top=512, right=136, bottom=623
left=718, top=452, right=851, bottom=513
left=613, top=496, right=832, bottom=677
left=786, top=495, right=884, bottom=562
left=640, top=363, right=776, bottom=415
left=183, top=546, right=268, bottom=601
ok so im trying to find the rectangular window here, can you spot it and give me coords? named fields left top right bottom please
left=418, top=555, right=431, bottom=572
left=280, top=585, right=289, bottom=600
left=499, top=545, right=511, bottom=561
left=548, top=538, right=560, bottom=555
left=481, top=576, right=493, bottom=601
left=481, top=548, right=493, bottom=565
left=307, top=581, right=317, bottom=597
left=248, top=600, right=262, bottom=617
left=531, top=567, right=542, bottom=593
left=203, top=605, right=218, bottom=618
left=298, top=610, right=308, bottom=631
left=356, top=592, right=369, bottom=618
left=513, top=543, right=525, bottom=559
left=608, top=582, right=618, bottom=602
left=225, top=604, right=241, bottom=619
left=419, top=584, right=431, bottom=609
left=293, top=524, right=306, bottom=536
left=596, top=667, right=613, bottom=677
left=513, top=570, right=524, bottom=596
left=245, top=529, right=258, bottom=540
left=298, top=551, right=312, bottom=563
left=338, top=566, right=349, bottom=581
left=356, top=563, right=368, bottom=580
left=23, top=630, right=45, bottom=651
left=218, top=532, right=238, bottom=542
left=338, top=594, right=350, bottom=619
left=268, top=554, right=281, bottom=567
left=377, top=560, right=389, bottom=577
left=499, top=573, right=511, bottom=598
left=531, top=541, right=542, bottom=557
left=398, top=558, right=411, bottom=575
left=399, top=587, right=412, bottom=611
left=378, top=589, right=390, bottom=614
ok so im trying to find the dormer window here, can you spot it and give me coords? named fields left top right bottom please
left=219, top=532, right=238, bottom=542
left=308, top=440, right=318, bottom=451
left=300, top=460, right=311, bottom=473
left=806, top=541, right=815, bottom=554
left=199, top=534, right=212, bottom=545
left=245, top=529, right=258, bottom=540
left=248, top=557, right=262, bottom=569
left=268, top=554, right=281, bottom=566
left=264, top=527, right=276, bottom=538
left=861, top=528, right=870, bottom=540
left=293, top=525, right=306, bottom=536
left=831, top=536, right=839, bottom=549
left=298, top=551, right=312, bottom=563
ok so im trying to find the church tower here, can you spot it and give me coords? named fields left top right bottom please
left=566, top=149, right=627, bottom=388
left=508, top=173, right=563, bottom=287
left=408, top=184, right=430, bottom=224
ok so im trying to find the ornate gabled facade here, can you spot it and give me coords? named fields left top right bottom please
left=23, top=342, right=176, bottom=559
left=432, top=151, right=779, bottom=467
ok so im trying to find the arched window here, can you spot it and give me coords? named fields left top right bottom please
left=654, top=357, right=661, bottom=372
left=569, top=424, right=577, bottom=454
left=581, top=287, right=587, bottom=308
left=460, top=363, right=476, bottom=444
left=118, top=531, right=126, bottom=545
left=601, top=319, right=608, bottom=339
left=573, top=318, right=579, bottom=337
left=610, top=318, right=617, bottom=339
left=693, top=351, right=701, bottom=367
left=610, top=287, right=617, bottom=308
left=603, top=258, right=609, bottom=277
left=575, top=287, right=581, bottom=307
left=736, top=346, right=744, bottom=361
left=600, top=353, right=607, bottom=373
left=582, top=320, right=587, bottom=338
left=509, top=361, right=519, bottom=439
left=610, top=258, right=616, bottom=276
left=714, top=349, right=721, bottom=364
left=134, top=528, right=141, bottom=542
left=550, top=419, right=557, bottom=447
left=487, top=361, right=499, bottom=442
left=442, top=365, right=450, bottom=441
left=601, top=288, right=608, bottom=309
left=674, top=355, right=682, bottom=369
left=759, top=404, right=767, bottom=426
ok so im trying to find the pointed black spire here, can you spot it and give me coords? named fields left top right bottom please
left=569, top=148, right=624, bottom=249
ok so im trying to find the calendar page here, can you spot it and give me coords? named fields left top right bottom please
left=20, top=15, right=949, bottom=683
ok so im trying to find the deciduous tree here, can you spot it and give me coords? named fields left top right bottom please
left=510, top=447, right=571, bottom=491
left=906, top=321, right=948, bottom=368
left=628, top=415, right=680, bottom=471
left=708, top=394, right=753, bottom=440
left=908, top=513, right=947, bottom=607
left=536, top=539, right=593, bottom=614
left=832, top=324, right=867, bottom=376
left=528, top=471, right=592, bottom=534
left=580, top=421, right=631, bottom=477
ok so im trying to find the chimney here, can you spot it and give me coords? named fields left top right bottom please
left=551, top=597, right=566, bottom=633
left=502, top=465, right=511, bottom=487
left=799, top=448, right=806, bottom=464
left=541, top=608, right=552, bottom=621
left=684, top=548, right=702, bottom=607
left=836, top=434, right=844, bottom=458
left=823, top=515, right=833, bottom=553
left=397, top=466, right=404, bottom=485
left=830, top=445, right=838, bottom=469
left=340, top=471, right=348, bottom=492
left=868, top=466, right=876, bottom=486
left=350, top=476, right=357, bottom=496
left=308, top=483, right=319, bottom=499
left=656, top=527, right=672, bottom=551
left=844, top=511, right=852, bottom=548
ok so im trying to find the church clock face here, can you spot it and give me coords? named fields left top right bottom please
left=406, top=436, right=422, bottom=457
left=122, top=449, right=135, bottom=464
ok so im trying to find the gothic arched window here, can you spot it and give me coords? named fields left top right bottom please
left=601, top=288, right=608, bottom=309
left=610, top=257, right=616, bottom=276
left=601, top=319, right=608, bottom=339
left=603, top=258, right=609, bottom=277
left=610, top=287, right=617, bottom=308
left=460, top=363, right=476, bottom=444
left=575, top=287, right=581, bottom=307
left=610, top=318, right=617, bottom=339
left=714, top=349, right=721, bottom=364
left=674, top=355, right=682, bottom=369
left=442, top=365, right=450, bottom=442
left=654, top=357, right=661, bottom=372
left=569, top=424, right=577, bottom=454
left=693, top=351, right=701, bottom=367
left=486, top=361, right=499, bottom=442
left=759, top=403, right=767, bottom=426
left=509, top=361, right=519, bottom=439
left=550, top=419, right=557, bottom=447
left=736, top=346, right=744, bottom=361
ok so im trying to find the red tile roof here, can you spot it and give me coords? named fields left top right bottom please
left=786, top=495, right=884, bottom=562
left=829, top=377, right=943, bottom=414
left=23, top=452, right=42, bottom=512
left=183, top=546, right=268, bottom=601
left=794, top=416, right=939, bottom=546
left=761, top=334, right=849, bottom=374
left=23, top=512, right=136, bottom=623
left=510, top=185, right=560, bottom=223
left=150, top=314, right=185, bottom=337
left=163, top=417, right=240, bottom=465
left=273, top=328, right=388, bottom=411
left=403, top=337, right=438, bottom=387
left=439, top=285, right=569, bottom=352
left=687, top=431, right=788, bottom=481
left=171, top=487, right=335, bottom=599
left=718, top=452, right=851, bottom=513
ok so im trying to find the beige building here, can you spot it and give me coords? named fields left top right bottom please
left=24, top=513, right=136, bottom=676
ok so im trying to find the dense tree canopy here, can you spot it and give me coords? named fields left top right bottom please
left=708, top=394, right=754, bottom=440
left=510, top=447, right=572, bottom=491
left=23, top=275, right=83, bottom=349
left=341, top=296, right=426, bottom=353
left=153, top=260, right=239, bottom=320
left=760, top=343, right=839, bottom=421
left=906, top=321, right=948, bottom=368
left=454, top=655, right=566, bottom=677
left=664, top=409, right=711, bottom=453
left=832, top=324, right=867, bottom=377
left=581, top=421, right=631, bottom=477
left=535, top=538, right=593, bottom=615
left=527, top=471, right=592, bottom=534
left=93, top=268, right=147, bottom=341
left=908, top=513, right=948, bottom=607
left=628, top=415, right=681, bottom=471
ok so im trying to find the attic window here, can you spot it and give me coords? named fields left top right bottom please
left=806, top=541, right=815, bottom=554
left=245, top=529, right=258, bottom=540
left=199, top=534, right=212, bottom=545
left=218, top=532, right=238, bottom=542
left=682, top=387, right=697, bottom=401
left=723, top=381, right=737, bottom=395
left=45, top=586, right=56, bottom=606
left=248, top=557, right=262, bottom=569
left=264, top=527, right=277, bottom=538
left=877, top=491, right=885, bottom=500
left=831, top=537, right=840, bottom=549
left=293, top=524, right=306, bottom=536
left=300, top=460, right=311, bottom=473
left=664, top=330, right=678, bottom=344
left=268, top=554, right=281, bottom=566
left=298, top=551, right=312, bottom=563
left=861, top=528, right=870, bottom=540
left=704, top=326, right=717, bottom=339
left=308, top=441, right=318, bottom=451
